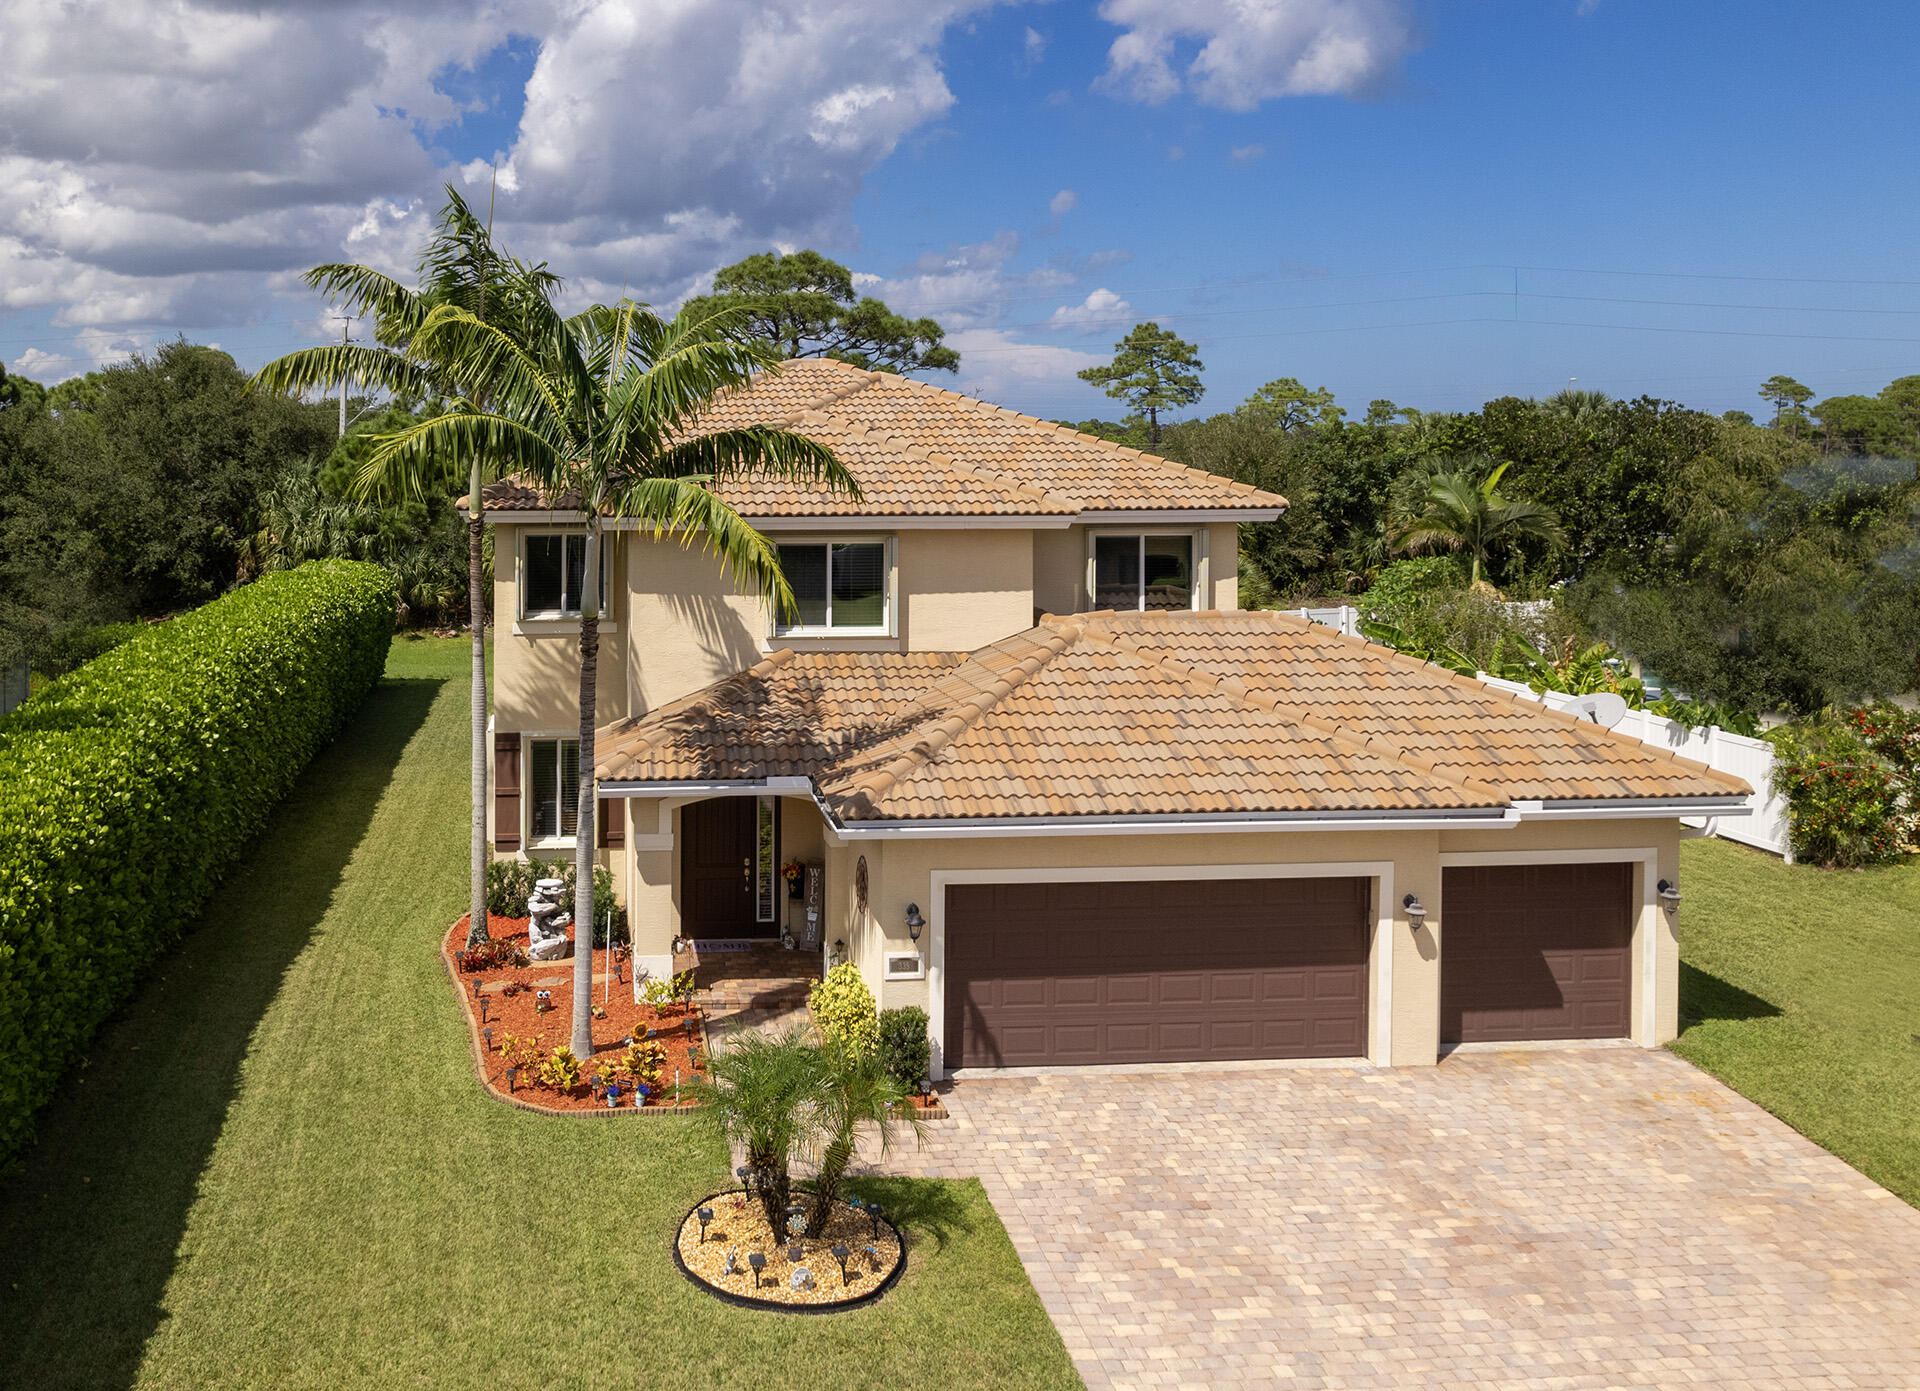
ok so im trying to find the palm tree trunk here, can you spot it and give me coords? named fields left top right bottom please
left=570, top=520, right=602, bottom=1062
left=805, top=1133, right=853, bottom=1237
left=466, top=469, right=490, bottom=950
left=751, top=1147, right=791, bottom=1236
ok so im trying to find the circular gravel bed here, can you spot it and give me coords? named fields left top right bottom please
left=673, top=1189, right=906, bottom=1312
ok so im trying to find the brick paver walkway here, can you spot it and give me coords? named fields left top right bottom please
left=877, top=1047, right=1920, bottom=1390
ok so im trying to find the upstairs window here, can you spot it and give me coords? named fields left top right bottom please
left=528, top=737, right=580, bottom=842
left=774, top=540, right=890, bottom=633
left=1093, top=534, right=1195, bottom=611
left=524, top=533, right=605, bottom=618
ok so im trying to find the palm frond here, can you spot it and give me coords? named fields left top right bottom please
left=409, top=304, right=571, bottom=432
left=251, top=343, right=437, bottom=401
left=655, top=427, right=858, bottom=498
left=357, top=411, right=565, bottom=503
left=604, top=476, right=796, bottom=617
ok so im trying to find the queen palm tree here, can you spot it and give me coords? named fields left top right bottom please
left=365, top=295, right=857, bottom=1062
left=253, top=187, right=559, bottom=951
left=1389, top=456, right=1561, bottom=588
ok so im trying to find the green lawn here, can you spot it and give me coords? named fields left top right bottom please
left=0, top=634, right=1077, bottom=1391
left=1673, top=836, right=1920, bottom=1207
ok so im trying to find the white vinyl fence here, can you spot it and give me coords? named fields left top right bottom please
left=1284, top=606, right=1792, bottom=859
left=1477, top=676, right=1790, bottom=859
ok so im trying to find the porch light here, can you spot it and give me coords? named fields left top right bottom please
left=905, top=903, right=925, bottom=941
left=1402, top=894, right=1428, bottom=930
left=1658, top=879, right=1682, bottom=909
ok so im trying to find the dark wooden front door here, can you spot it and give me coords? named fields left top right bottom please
left=680, top=798, right=760, bottom=937
left=1440, top=863, right=1632, bottom=1043
left=944, top=877, right=1370, bottom=1067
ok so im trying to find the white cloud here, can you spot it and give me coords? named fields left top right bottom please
left=1231, top=143, right=1267, bottom=162
left=1049, top=189, right=1080, bottom=217
left=874, top=231, right=1072, bottom=331
left=0, top=0, right=998, bottom=356
left=945, top=327, right=1108, bottom=405
left=1048, top=287, right=1132, bottom=331
left=1023, top=26, right=1046, bottom=64
left=1096, top=0, right=1416, bottom=111
left=9, top=346, right=80, bottom=381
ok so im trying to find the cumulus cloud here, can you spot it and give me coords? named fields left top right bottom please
left=1231, top=143, right=1267, bottom=162
left=944, top=327, right=1108, bottom=405
left=1047, top=287, right=1132, bottom=332
left=874, top=231, right=1073, bottom=331
left=0, top=0, right=1000, bottom=366
left=1096, top=0, right=1416, bottom=110
left=1049, top=189, right=1080, bottom=217
left=1023, top=26, right=1046, bottom=64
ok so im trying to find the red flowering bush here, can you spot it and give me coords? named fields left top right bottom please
left=1770, top=711, right=1918, bottom=868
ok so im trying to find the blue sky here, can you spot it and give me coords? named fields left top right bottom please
left=5, top=0, right=1917, bottom=424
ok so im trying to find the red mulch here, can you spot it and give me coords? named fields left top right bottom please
left=444, top=914, right=706, bottom=1111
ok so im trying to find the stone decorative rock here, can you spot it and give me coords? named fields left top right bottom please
left=723, top=1247, right=738, bottom=1277
left=789, top=1267, right=814, bottom=1291
left=527, top=880, right=572, bottom=962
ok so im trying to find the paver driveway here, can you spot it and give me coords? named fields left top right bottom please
left=878, top=1046, right=1920, bottom=1390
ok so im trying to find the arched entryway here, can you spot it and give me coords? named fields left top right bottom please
left=679, top=795, right=780, bottom=939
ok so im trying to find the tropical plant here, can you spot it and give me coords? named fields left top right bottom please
left=538, top=1045, right=583, bottom=1092
left=1389, top=457, right=1562, bottom=587
left=1768, top=718, right=1915, bottom=868
left=808, top=961, right=879, bottom=1059
left=683, top=1027, right=827, bottom=1233
left=802, top=1041, right=925, bottom=1238
left=253, top=186, right=561, bottom=954
left=363, top=294, right=856, bottom=1060
left=640, top=970, right=697, bottom=1012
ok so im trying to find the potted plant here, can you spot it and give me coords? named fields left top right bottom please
left=781, top=859, right=805, bottom=900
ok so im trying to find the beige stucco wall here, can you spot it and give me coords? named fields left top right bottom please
left=492, top=524, right=630, bottom=731
left=1208, top=523, right=1241, bottom=610
left=896, top=528, right=1035, bottom=651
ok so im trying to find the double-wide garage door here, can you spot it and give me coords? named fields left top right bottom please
left=944, top=877, right=1370, bottom=1068
left=1440, top=862, right=1633, bottom=1044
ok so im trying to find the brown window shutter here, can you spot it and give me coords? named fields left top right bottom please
left=598, top=796, right=624, bottom=848
left=493, top=733, right=521, bottom=851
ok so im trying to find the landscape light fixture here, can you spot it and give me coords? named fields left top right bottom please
left=1402, top=894, right=1428, bottom=931
left=748, top=1251, right=767, bottom=1289
left=868, top=1204, right=883, bottom=1240
left=696, top=1207, right=715, bottom=1242
left=905, top=903, right=925, bottom=941
left=1658, top=879, right=1682, bottom=909
left=832, top=1244, right=851, bottom=1285
left=482, top=1027, right=493, bottom=1051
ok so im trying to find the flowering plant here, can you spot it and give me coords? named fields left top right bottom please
left=781, top=859, right=804, bottom=886
left=1770, top=711, right=1917, bottom=868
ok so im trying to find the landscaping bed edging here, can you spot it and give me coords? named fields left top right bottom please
left=671, top=1189, right=907, bottom=1313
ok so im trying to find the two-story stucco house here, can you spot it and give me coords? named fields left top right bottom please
left=480, top=358, right=1750, bottom=1075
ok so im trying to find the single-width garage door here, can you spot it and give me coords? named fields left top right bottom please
left=1441, top=862, right=1633, bottom=1044
left=944, top=877, right=1370, bottom=1068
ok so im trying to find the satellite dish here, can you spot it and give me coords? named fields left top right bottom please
left=1555, top=692, right=1630, bottom=728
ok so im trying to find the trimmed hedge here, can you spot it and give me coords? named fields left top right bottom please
left=0, top=560, right=395, bottom=1166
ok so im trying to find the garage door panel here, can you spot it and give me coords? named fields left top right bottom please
left=1441, top=863, right=1631, bottom=1044
left=946, top=876, right=1371, bottom=1067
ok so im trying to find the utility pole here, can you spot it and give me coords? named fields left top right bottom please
left=332, top=315, right=355, bottom=439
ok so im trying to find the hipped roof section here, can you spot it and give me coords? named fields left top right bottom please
left=469, top=357, right=1288, bottom=519
left=594, top=609, right=1752, bottom=824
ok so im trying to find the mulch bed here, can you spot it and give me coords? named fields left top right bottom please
left=444, top=914, right=705, bottom=1112
left=674, top=1189, right=906, bottom=1310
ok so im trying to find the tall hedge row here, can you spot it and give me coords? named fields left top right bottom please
left=0, top=560, right=395, bottom=1165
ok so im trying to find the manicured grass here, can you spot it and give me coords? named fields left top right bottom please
left=1673, top=837, right=1920, bottom=1207
left=0, top=633, right=1076, bottom=1390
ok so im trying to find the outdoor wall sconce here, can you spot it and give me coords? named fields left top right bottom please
left=1402, top=894, right=1428, bottom=931
left=1658, top=879, right=1682, bottom=909
left=905, top=903, right=925, bottom=941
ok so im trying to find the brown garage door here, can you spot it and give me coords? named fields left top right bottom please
left=944, top=877, right=1369, bottom=1068
left=1441, top=863, right=1632, bottom=1044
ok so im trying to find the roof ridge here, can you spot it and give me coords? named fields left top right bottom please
left=1244, top=610, right=1752, bottom=795
left=831, top=620, right=1083, bottom=810
left=1079, top=616, right=1510, bottom=805
left=871, top=371, right=1288, bottom=511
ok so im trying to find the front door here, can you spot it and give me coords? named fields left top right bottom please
left=680, top=798, right=761, bottom=937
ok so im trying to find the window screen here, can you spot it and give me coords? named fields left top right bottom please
left=528, top=738, right=580, bottom=841
left=775, top=540, right=888, bottom=630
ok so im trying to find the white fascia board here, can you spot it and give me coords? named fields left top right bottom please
left=824, top=809, right=1520, bottom=839
left=1514, top=797, right=1753, bottom=820
left=597, top=777, right=813, bottom=798
left=1076, top=508, right=1286, bottom=523
left=479, top=509, right=582, bottom=525
left=739, top=514, right=1073, bottom=531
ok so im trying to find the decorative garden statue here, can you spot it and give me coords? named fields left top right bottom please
left=527, top=878, right=572, bottom=961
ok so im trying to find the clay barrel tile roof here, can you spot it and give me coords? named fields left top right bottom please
left=593, top=609, right=1748, bottom=823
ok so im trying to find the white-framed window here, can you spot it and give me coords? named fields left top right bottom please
left=522, top=532, right=607, bottom=619
left=527, top=736, right=581, bottom=844
left=772, top=537, right=892, bottom=635
left=1092, top=533, right=1197, bottom=611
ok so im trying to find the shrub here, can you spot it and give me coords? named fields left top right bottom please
left=878, top=1006, right=931, bottom=1088
left=538, top=1045, right=582, bottom=1092
left=455, top=938, right=527, bottom=972
left=808, top=962, right=878, bottom=1059
left=640, top=969, right=696, bottom=1013
left=1769, top=717, right=1916, bottom=868
left=0, top=560, right=394, bottom=1166
left=484, top=857, right=626, bottom=945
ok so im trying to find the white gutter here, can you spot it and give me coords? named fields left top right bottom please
left=1512, top=797, right=1752, bottom=821
left=1077, top=508, right=1285, bottom=523
left=816, top=807, right=1521, bottom=839
left=598, top=777, right=814, bottom=797
left=743, top=515, right=1074, bottom=531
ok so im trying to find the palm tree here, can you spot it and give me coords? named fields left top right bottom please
left=802, top=1043, right=925, bottom=1237
left=366, top=295, right=858, bottom=1062
left=253, top=187, right=559, bottom=951
left=1543, top=388, right=1613, bottom=425
left=1389, top=456, right=1561, bottom=587
left=683, top=1027, right=827, bottom=1234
